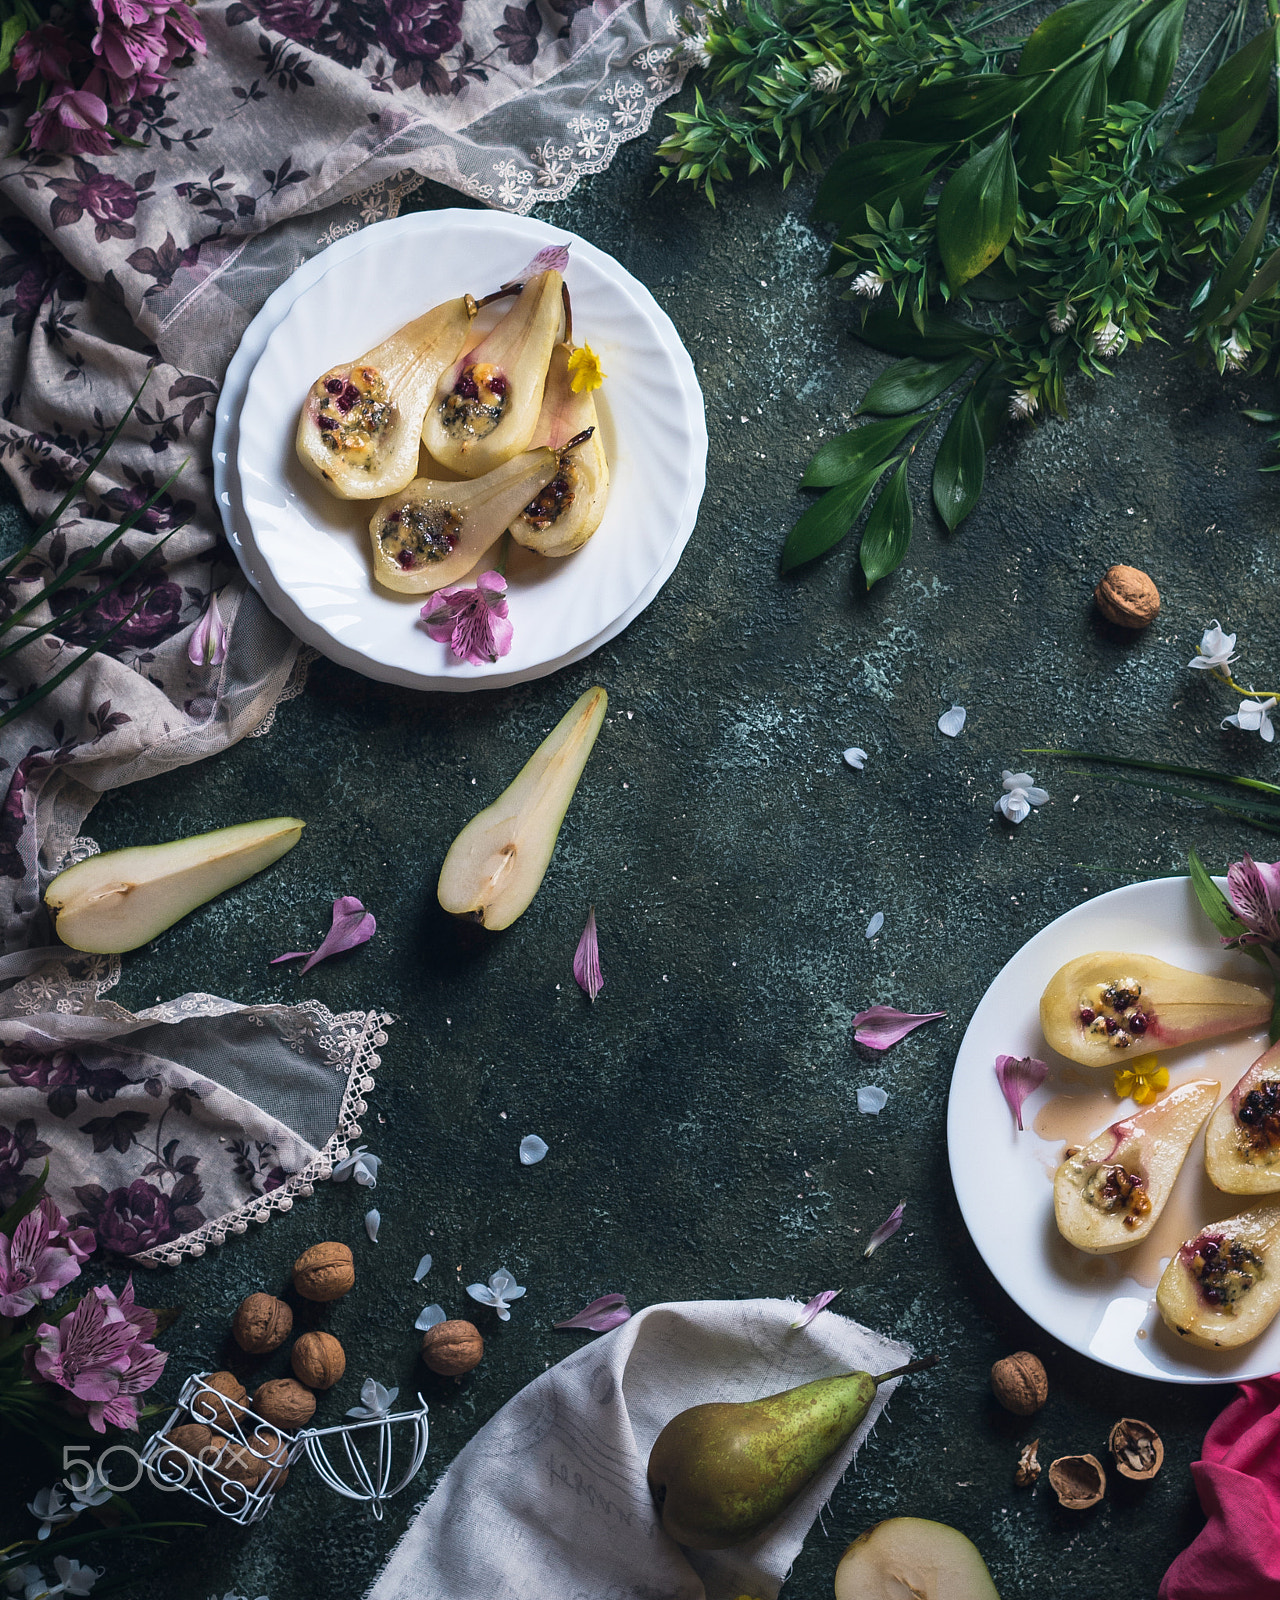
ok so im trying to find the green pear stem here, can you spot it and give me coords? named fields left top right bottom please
left=872, top=1354, right=939, bottom=1384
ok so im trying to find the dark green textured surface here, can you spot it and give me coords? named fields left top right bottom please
left=6, top=102, right=1280, bottom=1600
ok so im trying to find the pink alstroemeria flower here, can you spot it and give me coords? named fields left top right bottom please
left=188, top=589, right=227, bottom=668
left=12, top=24, right=74, bottom=85
left=1225, top=855, right=1280, bottom=947
left=852, top=1006, right=946, bottom=1050
left=554, top=1293, right=630, bottom=1332
left=27, top=86, right=113, bottom=156
left=30, top=1278, right=167, bottom=1432
left=272, top=895, right=376, bottom=974
left=0, top=1198, right=93, bottom=1318
left=421, top=572, right=514, bottom=667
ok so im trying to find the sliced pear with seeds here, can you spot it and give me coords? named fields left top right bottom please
left=1054, top=1078, right=1219, bottom=1253
left=438, top=686, right=606, bottom=930
left=296, top=296, right=477, bottom=500
left=46, top=817, right=304, bottom=954
left=1205, top=1039, right=1280, bottom=1194
left=1156, top=1198, right=1280, bottom=1348
left=1040, top=951, right=1270, bottom=1068
left=834, top=1518, right=1001, bottom=1600
left=508, top=341, right=609, bottom=558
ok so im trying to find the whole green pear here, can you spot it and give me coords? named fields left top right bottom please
left=647, top=1358, right=933, bottom=1550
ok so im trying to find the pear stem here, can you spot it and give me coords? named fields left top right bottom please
left=478, top=284, right=523, bottom=309
left=872, top=1354, right=939, bottom=1385
left=562, top=281, right=574, bottom=346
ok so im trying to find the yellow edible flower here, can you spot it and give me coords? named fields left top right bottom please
left=568, top=343, right=606, bottom=394
left=1113, top=1059, right=1169, bottom=1105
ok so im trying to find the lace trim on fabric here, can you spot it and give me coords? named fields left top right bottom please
left=133, top=996, right=391, bottom=1267
left=249, top=646, right=319, bottom=739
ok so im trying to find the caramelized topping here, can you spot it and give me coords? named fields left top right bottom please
left=313, top=366, right=394, bottom=467
left=520, top=464, right=578, bottom=530
left=1082, top=1163, right=1151, bottom=1228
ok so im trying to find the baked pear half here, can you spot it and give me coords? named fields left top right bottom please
left=1157, top=1199, right=1280, bottom=1349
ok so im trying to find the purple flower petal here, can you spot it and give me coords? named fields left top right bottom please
left=994, top=1053, right=1048, bottom=1131
left=554, top=1293, right=630, bottom=1332
left=853, top=1006, right=946, bottom=1050
left=574, top=907, right=603, bottom=1001
left=514, top=244, right=570, bottom=280
left=864, top=1200, right=905, bottom=1258
left=271, top=895, right=376, bottom=973
left=790, top=1289, right=841, bottom=1328
left=187, top=589, right=227, bottom=668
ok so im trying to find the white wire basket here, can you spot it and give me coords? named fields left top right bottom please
left=139, top=1372, right=430, bottom=1525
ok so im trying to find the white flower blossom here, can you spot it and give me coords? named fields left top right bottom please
left=467, top=1267, right=526, bottom=1322
left=1222, top=334, right=1249, bottom=372
left=6, top=1565, right=46, bottom=1599
left=1223, top=697, right=1277, bottom=743
left=1092, top=318, right=1126, bottom=356
left=995, top=770, right=1049, bottom=824
left=1008, top=389, right=1037, bottom=421
left=809, top=61, right=844, bottom=94
left=682, top=34, right=713, bottom=69
left=1047, top=302, right=1076, bottom=333
left=851, top=270, right=886, bottom=299
left=54, top=1559, right=99, bottom=1597
left=331, top=1145, right=379, bottom=1187
left=937, top=705, right=966, bottom=738
left=345, top=1378, right=399, bottom=1420
left=1189, top=620, right=1237, bottom=672
left=843, top=746, right=868, bottom=770
left=27, top=1487, right=74, bottom=1540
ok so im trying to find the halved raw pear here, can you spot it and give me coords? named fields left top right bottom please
left=834, top=1518, right=1000, bottom=1600
left=1054, top=1079, right=1219, bottom=1253
left=438, top=686, right=607, bottom=930
left=368, top=448, right=559, bottom=596
left=1039, top=951, right=1270, bottom=1068
left=46, top=818, right=305, bottom=954
left=1205, top=1039, right=1280, bottom=1193
left=1156, top=1198, right=1280, bottom=1348
left=508, top=342, right=610, bottom=558
left=422, top=270, right=563, bottom=477
left=296, top=295, right=477, bottom=500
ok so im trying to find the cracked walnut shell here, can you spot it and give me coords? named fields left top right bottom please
left=1094, top=564, right=1160, bottom=629
left=292, top=1241, right=355, bottom=1302
left=1049, top=1453, right=1106, bottom=1510
left=292, top=1330, right=346, bottom=1390
left=253, top=1377, right=316, bottom=1432
left=232, top=1292, right=293, bottom=1355
left=990, top=1351, right=1048, bottom=1416
left=421, top=1320, right=484, bottom=1376
left=1110, top=1417, right=1164, bottom=1481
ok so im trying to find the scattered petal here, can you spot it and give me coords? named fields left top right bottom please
left=790, top=1289, right=841, bottom=1328
left=865, top=912, right=884, bottom=939
left=271, top=895, right=376, bottom=974
left=1190, top=621, right=1237, bottom=672
left=573, top=907, right=603, bottom=1002
left=554, top=1292, right=631, bottom=1332
left=864, top=1201, right=905, bottom=1258
left=330, top=1145, right=380, bottom=1188
left=853, top=1005, right=946, bottom=1050
left=345, top=1378, right=398, bottom=1420
left=519, top=1135, right=549, bottom=1166
left=994, top=1054, right=1048, bottom=1131
left=466, top=1267, right=526, bottom=1322
left=414, top=1303, right=447, bottom=1332
left=365, top=1208, right=380, bottom=1243
left=843, top=746, right=868, bottom=770
left=937, top=705, right=966, bottom=738
left=188, top=589, right=228, bottom=669
left=857, top=1085, right=888, bottom=1115
left=413, top=1253, right=433, bottom=1283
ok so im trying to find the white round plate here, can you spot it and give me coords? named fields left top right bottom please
left=214, top=210, right=706, bottom=691
left=948, top=875, right=1280, bottom=1382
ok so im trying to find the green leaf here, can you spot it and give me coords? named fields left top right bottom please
left=936, top=127, right=1017, bottom=286
left=858, top=458, right=913, bottom=588
left=801, top=415, right=923, bottom=487
left=1188, top=846, right=1248, bottom=941
left=888, top=74, right=1040, bottom=144
left=812, top=141, right=948, bottom=233
left=932, top=392, right=985, bottom=531
left=1182, top=24, right=1277, bottom=162
left=1109, top=0, right=1187, bottom=106
left=1168, top=155, right=1272, bottom=219
left=0, top=1160, right=48, bottom=1238
left=859, top=353, right=976, bottom=414
left=780, top=461, right=893, bottom=572
left=1193, top=179, right=1273, bottom=329
left=0, top=10, right=28, bottom=75
left=1018, top=0, right=1140, bottom=78
left=1229, top=241, right=1280, bottom=324
left=1016, top=55, right=1106, bottom=191
left=856, top=300, right=985, bottom=358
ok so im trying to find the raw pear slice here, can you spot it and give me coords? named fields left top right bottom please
left=1054, top=1078, right=1219, bottom=1253
left=508, top=342, right=609, bottom=558
left=368, top=448, right=558, bottom=596
left=834, top=1518, right=1001, bottom=1600
left=1206, top=1039, right=1280, bottom=1193
left=1156, top=1198, right=1280, bottom=1348
left=438, top=686, right=606, bottom=929
left=1040, top=951, right=1269, bottom=1068
left=296, top=295, right=477, bottom=500
left=46, top=818, right=304, bottom=954
left=423, top=270, right=563, bottom=477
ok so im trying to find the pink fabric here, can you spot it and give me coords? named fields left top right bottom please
left=1161, top=1377, right=1280, bottom=1599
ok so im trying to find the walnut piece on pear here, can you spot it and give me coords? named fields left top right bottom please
left=990, top=1351, right=1048, bottom=1416
left=253, top=1377, right=316, bottom=1431
left=291, top=1330, right=346, bottom=1389
left=292, top=1240, right=355, bottom=1302
left=232, top=1292, right=293, bottom=1355
left=1109, top=1417, right=1164, bottom=1480
left=189, top=1371, right=249, bottom=1434
left=421, top=1319, right=484, bottom=1376
left=1048, top=1453, right=1106, bottom=1510
left=1094, top=564, right=1160, bottom=629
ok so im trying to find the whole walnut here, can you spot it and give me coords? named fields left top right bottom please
left=1094, top=564, right=1160, bottom=630
left=201, top=1434, right=267, bottom=1509
left=249, top=1426, right=291, bottom=1493
left=232, top=1292, right=293, bottom=1355
left=190, top=1371, right=249, bottom=1433
left=292, top=1330, right=346, bottom=1390
left=991, top=1351, right=1048, bottom=1417
left=156, top=1422, right=213, bottom=1477
left=421, top=1320, right=484, bottom=1376
left=254, top=1377, right=316, bottom=1431
left=292, top=1241, right=355, bottom=1302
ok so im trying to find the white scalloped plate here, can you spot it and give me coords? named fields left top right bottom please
left=948, top=876, right=1280, bottom=1382
left=219, top=211, right=706, bottom=691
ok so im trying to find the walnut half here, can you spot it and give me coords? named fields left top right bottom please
left=1109, top=1417, right=1164, bottom=1481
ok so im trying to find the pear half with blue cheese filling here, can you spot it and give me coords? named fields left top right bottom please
left=1205, top=1039, right=1280, bottom=1195
left=1054, top=1078, right=1219, bottom=1253
left=1157, top=1198, right=1280, bottom=1348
